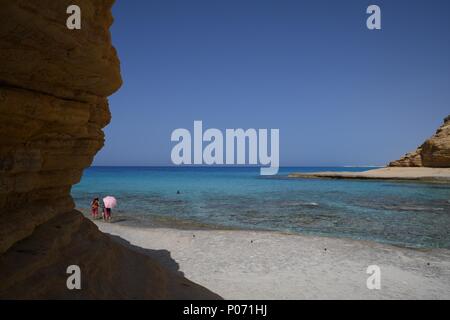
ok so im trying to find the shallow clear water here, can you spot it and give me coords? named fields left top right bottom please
left=72, top=166, right=450, bottom=248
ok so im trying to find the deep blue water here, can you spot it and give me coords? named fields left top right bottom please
left=72, top=166, right=450, bottom=248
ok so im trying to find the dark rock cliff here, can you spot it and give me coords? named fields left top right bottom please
left=0, top=0, right=219, bottom=299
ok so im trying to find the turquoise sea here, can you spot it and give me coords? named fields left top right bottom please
left=72, top=167, right=450, bottom=248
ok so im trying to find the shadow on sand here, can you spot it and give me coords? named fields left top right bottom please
left=108, top=234, right=184, bottom=276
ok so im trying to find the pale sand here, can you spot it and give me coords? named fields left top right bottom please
left=288, top=167, right=450, bottom=182
left=94, top=221, right=450, bottom=300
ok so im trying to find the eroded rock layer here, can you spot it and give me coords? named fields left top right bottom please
left=0, top=0, right=219, bottom=299
left=0, top=211, right=219, bottom=299
left=390, top=115, right=450, bottom=168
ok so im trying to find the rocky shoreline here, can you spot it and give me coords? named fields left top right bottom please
left=290, top=115, right=450, bottom=182
left=288, top=167, right=450, bottom=182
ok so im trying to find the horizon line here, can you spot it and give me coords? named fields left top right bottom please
left=89, top=165, right=385, bottom=168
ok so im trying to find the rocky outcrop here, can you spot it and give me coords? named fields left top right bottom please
left=388, top=148, right=423, bottom=167
left=1, top=211, right=219, bottom=299
left=389, top=115, right=450, bottom=168
left=0, top=0, right=120, bottom=254
left=288, top=167, right=450, bottom=182
left=0, top=0, right=219, bottom=299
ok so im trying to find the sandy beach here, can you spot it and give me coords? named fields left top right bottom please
left=288, top=167, right=450, bottom=182
left=94, top=220, right=450, bottom=300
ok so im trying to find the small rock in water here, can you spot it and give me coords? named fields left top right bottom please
left=251, top=240, right=253, bottom=243
left=192, top=234, right=195, bottom=238
left=324, top=248, right=327, bottom=251
left=427, top=262, right=430, bottom=266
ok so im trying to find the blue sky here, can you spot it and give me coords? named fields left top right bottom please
left=94, top=0, right=450, bottom=166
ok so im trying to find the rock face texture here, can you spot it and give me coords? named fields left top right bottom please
left=0, top=0, right=219, bottom=299
left=389, top=115, right=450, bottom=168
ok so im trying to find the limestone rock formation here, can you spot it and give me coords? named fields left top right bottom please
left=0, top=0, right=219, bottom=299
left=389, top=148, right=423, bottom=167
left=389, top=115, right=450, bottom=168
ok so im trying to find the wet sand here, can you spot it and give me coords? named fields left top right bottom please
left=94, top=220, right=450, bottom=300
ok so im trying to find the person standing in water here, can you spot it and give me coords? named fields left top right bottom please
left=102, top=196, right=116, bottom=222
left=103, top=206, right=112, bottom=222
left=90, top=197, right=100, bottom=219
